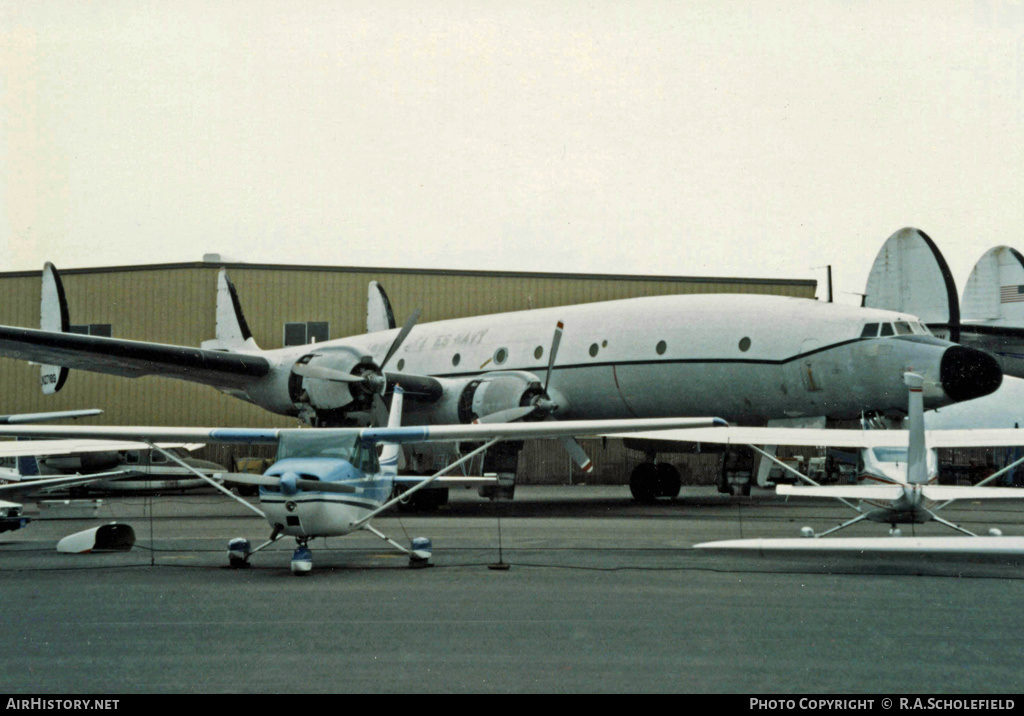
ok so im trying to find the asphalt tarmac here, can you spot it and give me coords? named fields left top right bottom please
left=2, top=485, right=1023, bottom=694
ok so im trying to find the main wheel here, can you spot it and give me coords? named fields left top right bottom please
left=629, top=463, right=659, bottom=503
left=655, top=463, right=681, bottom=498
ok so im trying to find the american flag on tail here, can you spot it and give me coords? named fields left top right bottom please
left=1001, top=285, right=1024, bottom=303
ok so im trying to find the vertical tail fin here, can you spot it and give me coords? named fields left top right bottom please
left=15, top=437, right=39, bottom=478
left=865, top=228, right=960, bottom=341
left=367, top=281, right=397, bottom=333
left=962, top=246, right=1024, bottom=325
left=904, top=372, right=928, bottom=485
left=377, top=387, right=404, bottom=478
left=39, top=262, right=70, bottom=394
left=200, top=269, right=260, bottom=351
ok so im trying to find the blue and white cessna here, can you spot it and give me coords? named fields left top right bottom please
left=0, top=388, right=725, bottom=573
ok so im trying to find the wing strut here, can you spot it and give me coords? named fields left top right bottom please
left=932, top=453, right=1024, bottom=513
left=351, top=437, right=502, bottom=529
left=147, top=442, right=266, bottom=519
left=745, top=443, right=863, bottom=514
left=814, top=513, right=872, bottom=538
left=924, top=510, right=978, bottom=537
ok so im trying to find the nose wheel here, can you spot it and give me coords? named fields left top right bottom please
left=291, top=540, right=313, bottom=575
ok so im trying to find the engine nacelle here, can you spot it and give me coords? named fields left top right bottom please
left=288, top=348, right=373, bottom=412
left=471, top=371, right=545, bottom=420
left=409, top=371, right=545, bottom=424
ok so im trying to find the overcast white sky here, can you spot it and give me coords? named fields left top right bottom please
left=3, top=1, right=1024, bottom=303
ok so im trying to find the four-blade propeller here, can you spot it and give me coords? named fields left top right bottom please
left=292, top=309, right=422, bottom=390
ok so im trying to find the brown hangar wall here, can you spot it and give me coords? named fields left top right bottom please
left=0, top=261, right=815, bottom=483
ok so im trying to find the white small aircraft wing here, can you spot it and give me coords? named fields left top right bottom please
left=776, top=484, right=903, bottom=501
left=0, top=409, right=102, bottom=424
left=0, top=439, right=197, bottom=459
left=607, top=425, right=1024, bottom=451
left=922, top=428, right=1024, bottom=449
left=695, top=536, right=1024, bottom=556
left=603, top=426, right=909, bottom=449
left=359, top=417, right=728, bottom=445
left=0, top=417, right=728, bottom=446
left=0, top=470, right=133, bottom=502
left=922, top=485, right=1024, bottom=501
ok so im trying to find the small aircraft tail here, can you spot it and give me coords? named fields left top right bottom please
left=864, top=228, right=960, bottom=341
left=200, top=269, right=260, bottom=351
left=16, top=453, right=40, bottom=479
left=39, top=262, right=70, bottom=394
left=961, top=246, right=1024, bottom=324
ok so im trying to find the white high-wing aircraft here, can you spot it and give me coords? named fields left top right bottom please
left=0, top=264, right=1004, bottom=501
left=612, top=372, right=1024, bottom=540
left=0, top=388, right=725, bottom=573
left=0, top=437, right=197, bottom=533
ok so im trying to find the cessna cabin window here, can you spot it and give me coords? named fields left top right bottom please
left=860, top=323, right=879, bottom=338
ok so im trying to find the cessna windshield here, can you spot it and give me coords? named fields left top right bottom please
left=276, top=432, right=379, bottom=473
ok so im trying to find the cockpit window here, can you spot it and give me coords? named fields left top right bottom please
left=894, top=321, right=913, bottom=335
left=276, top=432, right=379, bottom=473
left=873, top=447, right=907, bottom=463
left=879, top=323, right=894, bottom=336
left=910, top=321, right=930, bottom=335
left=861, top=323, right=879, bottom=338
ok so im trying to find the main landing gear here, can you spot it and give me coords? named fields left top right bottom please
left=227, top=528, right=433, bottom=575
left=629, top=461, right=682, bottom=502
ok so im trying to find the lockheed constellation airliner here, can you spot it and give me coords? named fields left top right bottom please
left=0, top=264, right=1003, bottom=502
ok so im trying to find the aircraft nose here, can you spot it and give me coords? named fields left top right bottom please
left=940, top=345, right=1002, bottom=402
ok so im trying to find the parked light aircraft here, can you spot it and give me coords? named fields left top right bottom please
left=612, top=372, right=1024, bottom=540
left=0, top=437, right=199, bottom=533
left=0, top=407, right=112, bottom=531
left=0, top=263, right=1004, bottom=502
left=0, top=388, right=724, bottom=572
left=17, top=445, right=226, bottom=495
